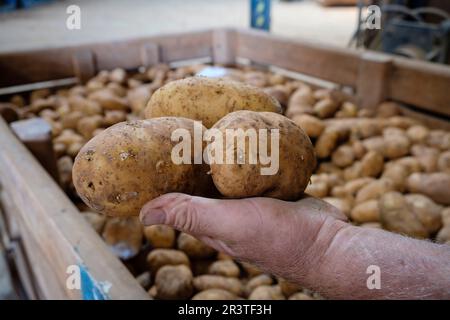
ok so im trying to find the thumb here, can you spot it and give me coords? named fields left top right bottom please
left=139, top=193, right=263, bottom=239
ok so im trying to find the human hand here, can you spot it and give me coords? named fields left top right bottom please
left=140, top=193, right=450, bottom=299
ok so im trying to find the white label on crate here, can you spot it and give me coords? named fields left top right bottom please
left=66, top=5, right=81, bottom=30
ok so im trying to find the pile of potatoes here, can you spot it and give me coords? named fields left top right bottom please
left=3, top=63, right=450, bottom=300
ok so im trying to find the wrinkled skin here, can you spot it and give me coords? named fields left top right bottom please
left=141, top=193, right=450, bottom=299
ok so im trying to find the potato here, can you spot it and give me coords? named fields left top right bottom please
left=136, top=271, right=152, bottom=290
left=331, top=177, right=374, bottom=198
left=392, top=156, right=422, bottom=174
left=10, top=94, right=26, bottom=108
left=438, top=151, right=450, bottom=174
left=243, top=71, right=268, bottom=88
left=277, top=277, right=301, bottom=297
left=411, top=144, right=439, bottom=172
left=109, top=68, right=127, bottom=84
left=323, top=197, right=352, bottom=217
left=88, top=89, right=128, bottom=111
left=316, top=162, right=343, bottom=178
left=352, top=118, right=384, bottom=139
left=286, top=86, right=315, bottom=118
left=379, top=192, right=428, bottom=238
left=355, top=178, right=395, bottom=204
left=315, top=128, right=340, bottom=159
left=177, top=233, right=216, bottom=258
left=81, top=211, right=106, bottom=234
left=359, top=222, right=382, bottom=229
left=376, top=101, right=401, bottom=118
left=442, top=207, right=450, bottom=226
left=350, top=200, right=379, bottom=223
left=192, top=289, right=240, bottom=300
left=106, top=82, right=127, bottom=97
left=360, top=151, right=384, bottom=177
left=249, top=285, right=285, bottom=300
left=102, top=217, right=143, bottom=259
left=61, top=111, right=84, bottom=129
left=268, top=74, right=287, bottom=86
left=305, top=178, right=329, bottom=198
left=73, top=118, right=212, bottom=217
left=146, top=249, right=190, bottom=274
left=244, top=274, right=273, bottom=296
left=193, top=275, right=243, bottom=296
left=54, top=142, right=66, bottom=157
left=405, top=194, right=442, bottom=234
left=144, top=77, right=281, bottom=128
left=209, top=111, right=315, bottom=200
left=67, top=141, right=85, bottom=158
left=383, top=135, right=411, bottom=159
left=332, top=145, right=355, bottom=168
left=57, top=155, right=73, bottom=188
left=426, top=130, right=450, bottom=150
left=406, top=125, right=429, bottom=144
left=208, top=260, right=240, bottom=278
left=343, top=161, right=363, bottom=181
left=289, top=292, right=313, bottom=300
left=313, top=98, right=339, bottom=119
left=386, top=116, right=418, bottom=129
left=351, top=140, right=367, bottom=160
left=291, top=114, right=325, bottom=138
left=263, top=86, right=289, bottom=108
left=155, top=265, right=193, bottom=300
left=241, top=262, right=262, bottom=277
left=127, top=85, right=153, bottom=115
left=148, top=285, right=157, bottom=298
left=381, top=163, right=409, bottom=191
left=407, top=173, right=450, bottom=205
left=436, top=226, right=450, bottom=244
left=362, top=136, right=385, bottom=155
left=103, top=110, right=127, bottom=127
left=144, top=225, right=176, bottom=248
left=77, top=115, right=103, bottom=139
left=30, top=88, right=51, bottom=103
left=335, top=101, right=358, bottom=118
left=54, top=129, right=84, bottom=147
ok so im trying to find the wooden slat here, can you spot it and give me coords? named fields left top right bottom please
left=72, top=49, right=96, bottom=84
left=0, top=30, right=213, bottom=87
left=389, top=58, right=450, bottom=117
left=396, top=105, right=450, bottom=131
left=212, top=28, right=237, bottom=66
left=235, top=28, right=360, bottom=86
left=357, top=52, right=392, bottom=109
left=0, top=118, right=149, bottom=300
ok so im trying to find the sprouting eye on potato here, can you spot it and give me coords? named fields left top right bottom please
left=73, top=79, right=316, bottom=217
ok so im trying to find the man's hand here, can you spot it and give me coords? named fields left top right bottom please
left=140, top=193, right=450, bottom=299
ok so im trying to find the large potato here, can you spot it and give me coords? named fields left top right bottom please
left=209, top=111, right=316, bottom=200
left=155, top=265, right=193, bottom=300
left=73, top=118, right=211, bottom=217
left=144, top=77, right=282, bottom=128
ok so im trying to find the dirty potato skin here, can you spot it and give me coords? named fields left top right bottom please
left=72, top=118, right=211, bottom=217
left=209, top=111, right=316, bottom=200
left=144, top=77, right=282, bottom=128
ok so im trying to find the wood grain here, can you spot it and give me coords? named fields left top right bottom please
left=0, top=118, right=149, bottom=300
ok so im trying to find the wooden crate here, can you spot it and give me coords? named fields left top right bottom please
left=0, top=28, right=449, bottom=299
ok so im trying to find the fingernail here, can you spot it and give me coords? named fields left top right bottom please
left=140, top=208, right=166, bottom=226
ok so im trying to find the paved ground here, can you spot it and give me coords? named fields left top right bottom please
left=0, top=0, right=357, bottom=53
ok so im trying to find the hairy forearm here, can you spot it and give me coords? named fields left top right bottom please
left=302, top=222, right=450, bottom=299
